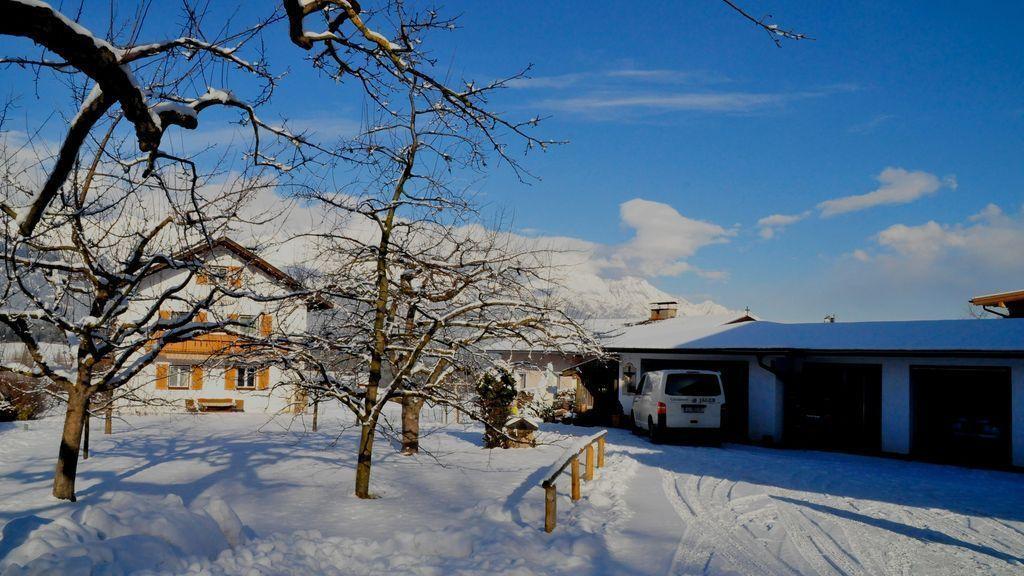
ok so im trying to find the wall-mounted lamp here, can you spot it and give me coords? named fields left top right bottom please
left=623, top=362, right=637, bottom=394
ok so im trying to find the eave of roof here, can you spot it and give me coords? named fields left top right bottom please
left=155, top=236, right=332, bottom=309
left=174, top=237, right=301, bottom=289
left=970, top=289, right=1024, bottom=307
left=605, top=346, right=1024, bottom=359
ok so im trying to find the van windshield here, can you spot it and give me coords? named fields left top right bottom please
left=664, top=373, right=721, bottom=397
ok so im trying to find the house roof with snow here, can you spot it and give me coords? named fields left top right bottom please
left=604, top=317, right=1024, bottom=357
left=169, top=237, right=303, bottom=290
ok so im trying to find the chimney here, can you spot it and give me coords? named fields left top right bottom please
left=649, top=301, right=678, bottom=322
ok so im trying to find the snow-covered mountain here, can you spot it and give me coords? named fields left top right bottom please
left=561, top=275, right=734, bottom=320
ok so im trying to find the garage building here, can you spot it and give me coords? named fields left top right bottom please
left=606, top=313, right=1024, bottom=469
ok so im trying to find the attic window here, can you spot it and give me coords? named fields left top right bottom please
left=236, top=314, right=260, bottom=338
left=197, top=265, right=243, bottom=288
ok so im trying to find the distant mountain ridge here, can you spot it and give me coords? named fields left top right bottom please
left=562, top=275, right=733, bottom=320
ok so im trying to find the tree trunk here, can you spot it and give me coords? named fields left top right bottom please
left=354, top=418, right=377, bottom=498
left=104, top=401, right=112, bottom=435
left=401, top=396, right=424, bottom=455
left=52, top=389, right=88, bottom=501
left=311, top=399, right=319, bottom=432
left=82, top=398, right=90, bottom=460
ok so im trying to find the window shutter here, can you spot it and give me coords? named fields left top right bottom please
left=155, top=363, right=168, bottom=390
left=159, top=310, right=171, bottom=320
left=257, top=367, right=270, bottom=390
left=197, top=311, right=207, bottom=323
left=225, top=367, right=237, bottom=391
left=196, top=272, right=209, bottom=285
left=260, top=314, right=272, bottom=337
left=191, top=366, right=204, bottom=390
left=229, top=266, right=242, bottom=289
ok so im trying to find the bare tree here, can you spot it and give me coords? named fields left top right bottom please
left=0, top=0, right=806, bottom=503
left=0, top=0, right=572, bottom=502
left=272, top=62, right=595, bottom=497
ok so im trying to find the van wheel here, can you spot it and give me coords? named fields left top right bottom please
left=630, top=413, right=640, bottom=435
left=648, top=417, right=662, bottom=444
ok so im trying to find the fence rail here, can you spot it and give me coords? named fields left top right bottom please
left=539, top=430, right=607, bottom=533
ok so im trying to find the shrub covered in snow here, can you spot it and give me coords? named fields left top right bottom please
left=477, top=370, right=518, bottom=448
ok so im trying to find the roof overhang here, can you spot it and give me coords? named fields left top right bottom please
left=606, top=346, right=1024, bottom=359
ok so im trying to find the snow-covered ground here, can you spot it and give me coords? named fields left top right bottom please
left=1, top=408, right=1022, bottom=575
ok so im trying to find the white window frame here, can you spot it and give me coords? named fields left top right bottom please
left=168, top=364, right=191, bottom=390
left=236, top=366, right=258, bottom=389
left=235, top=314, right=260, bottom=338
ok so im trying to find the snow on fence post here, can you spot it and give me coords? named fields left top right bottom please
left=539, top=430, right=608, bottom=533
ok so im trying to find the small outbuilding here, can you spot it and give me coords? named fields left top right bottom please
left=504, top=415, right=540, bottom=448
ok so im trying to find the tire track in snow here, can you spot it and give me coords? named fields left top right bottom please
left=765, top=494, right=865, bottom=576
left=661, top=470, right=716, bottom=575
left=661, top=470, right=794, bottom=575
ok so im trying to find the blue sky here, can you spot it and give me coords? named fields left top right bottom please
left=2, top=1, right=1023, bottom=321
left=444, top=1, right=1024, bottom=321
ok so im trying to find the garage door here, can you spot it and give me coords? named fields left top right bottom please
left=640, top=358, right=749, bottom=442
left=911, top=366, right=1012, bottom=468
left=785, top=363, right=882, bottom=453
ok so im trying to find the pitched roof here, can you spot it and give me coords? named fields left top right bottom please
left=604, top=317, right=1024, bottom=356
left=173, top=237, right=302, bottom=289
left=148, top=236, right=331, bottom=309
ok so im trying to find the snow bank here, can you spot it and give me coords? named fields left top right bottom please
left=146, top=451, right=638, bottom=576
left=0, top=493, right=246, bottom=575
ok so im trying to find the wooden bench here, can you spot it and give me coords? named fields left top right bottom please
left=185, top=398, right=245, bottom=412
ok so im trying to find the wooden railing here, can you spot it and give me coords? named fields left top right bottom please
left=539, top=430, right=608, bottom=533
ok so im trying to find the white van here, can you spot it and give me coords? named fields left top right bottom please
left=630, top=369, right=726, bottom=443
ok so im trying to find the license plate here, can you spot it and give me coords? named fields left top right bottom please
left=683, top=405, right=705, bottom=413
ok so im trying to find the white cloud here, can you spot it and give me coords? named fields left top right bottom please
left=756, top=211, right=810, bottom=239
left=506, top=68, right=723, bottom=90
left=535, top=91, right=812, bottom=115
left=848, top=114, right=896, bottom=135
left=817, top=167, right=955, bottom=217
left=510, top=67, right=849, bottom=120
left=246, top=194, right=733, bottom=316
left=871, top=203, right=1022, bottom=269
left=769, top=203, right=1024, bottom=321
left=608, top=198, right=733, bottom=277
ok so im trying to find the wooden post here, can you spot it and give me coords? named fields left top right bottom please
left=570, top=455, right=581, bottom=501
left=597, top=436, right=606, bottom=468
left=585, top=443, right=594, bottom=481
left=544, top=483, right=557, bottom=533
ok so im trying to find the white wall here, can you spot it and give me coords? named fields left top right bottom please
left=747, top=362, right=783, bottom=444
left=127, top=364, right=300, bottom=415
left=124, top=247, right=309, bottom=414
left=880, top=359, right=911, bottom=454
